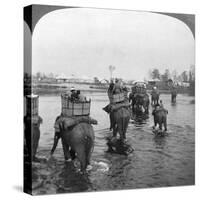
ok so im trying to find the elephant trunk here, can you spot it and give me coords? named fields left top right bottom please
left=136, top=104, right=145, bottom=113
left=141, top=105, right=145, bottom=113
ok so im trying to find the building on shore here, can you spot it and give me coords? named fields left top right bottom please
left=55, top=74, right=94, bottom=84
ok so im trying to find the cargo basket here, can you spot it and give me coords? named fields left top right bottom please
left=25, top=94, right=39, bottom=116
left=109, top=92, right=125, bottom=103
left=61, top=93, right=91, bottom=117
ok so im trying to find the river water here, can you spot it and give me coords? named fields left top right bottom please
left=32, top=92, right=195, bottom=195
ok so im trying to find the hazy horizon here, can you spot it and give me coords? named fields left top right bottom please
left=32, top=8, right=195, bottom=80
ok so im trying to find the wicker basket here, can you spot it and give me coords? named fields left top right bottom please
left=61, top=93, right=91, bottom=117
left=109, top=92, right=125, bottom=103
left=25, top=94, right=39, bottom=116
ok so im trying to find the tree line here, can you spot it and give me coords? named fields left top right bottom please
left=148, top=65, right=195, bottom=83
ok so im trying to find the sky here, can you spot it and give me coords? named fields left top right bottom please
left=32, top=8, right=195, bottom=80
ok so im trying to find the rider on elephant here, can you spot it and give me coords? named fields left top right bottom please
left=151, top=86, right=160, bottom=105
left=112, top=78, right=122, bottom=94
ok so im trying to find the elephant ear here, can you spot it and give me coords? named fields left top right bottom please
left=54, top=116, right=64, bottom=132
left=58, top=121, right=65, bottom=132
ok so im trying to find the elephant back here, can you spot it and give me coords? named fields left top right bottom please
left=113, top=106, right=131, bottom=120
left=67, top=123, right=95, bottom=148
left=154, top=108, right=168, bottom=116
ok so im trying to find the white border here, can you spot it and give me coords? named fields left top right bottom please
left=0, top=0, right=199, bottom=199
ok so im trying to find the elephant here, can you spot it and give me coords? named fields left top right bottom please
left=135, top=93, right=150, bottom=115
left=129, top=93, right=150, bottom=115
left=152, top=107, right=168, bottom=131
left=151, top=91, right=159, bottom=106
left=51, top=119, right=95, bottom=173
left=24, top=115, right=43, bottom=162
left=110, top=107, right=131, bottom=142
left=171, top=89, right=177, bottom=103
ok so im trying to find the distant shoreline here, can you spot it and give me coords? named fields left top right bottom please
left=24, top=82, right=194, bottom=96
left=31, top=88, right=191, bottom=96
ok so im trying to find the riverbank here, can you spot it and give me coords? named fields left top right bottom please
left=24, top=82, right=193, bottom=96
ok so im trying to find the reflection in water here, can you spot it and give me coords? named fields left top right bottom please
left=133, top=114, right=149, bottom=127
left=153, top=135, right=166, bottom=148
left=57, top=164, right=92, bottom=193
left=32, top=93, right=194, bottom=194
left=171, top=101, right=177, bottom=107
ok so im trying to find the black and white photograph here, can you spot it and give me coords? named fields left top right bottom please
left=23, top=4, right=195, bottom=195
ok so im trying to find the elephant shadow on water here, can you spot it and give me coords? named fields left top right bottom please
left=56, top=163, right=92, bottom=193
left=153, top=134, right=167, bottom=148
left=132, top=113, right=149, bottom=126
left=171, top=101, right=177, bottom=106
left=153, top=129, right=168, bottom=137
left=31, top=160, right=92, bottom=194
left=106, top=136, right=134, bottom=155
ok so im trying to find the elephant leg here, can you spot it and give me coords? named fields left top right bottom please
left=86, top=150, right=91, bottom=166
left=109, top=114, right=112, bottom=130
left=153, top=117, right=157, bottom=128
left=145, top=105, right=149, bottom=114
left=164, top=119, right=167, bottom=131
left=61, top=137, right=71, bottom=161
left=159, top=123, right=162, bottom=130
left=70, top=148, right=76, bottom=160
left=109, top=112, right=115, bottom=130
left=123, top=119, right=129, bottom=140
left=123, top=115, right=130, bottom=140
left=147, top=100, right=150, bottom=113
left=85, top=136, right=93, bottom=166
left=117, top=120, right=124, bottom=142
left=153, top=98, right=156, bottom=105
left=76, top=146, right=87, bottom=173
left=132, top=103, right=135, bottom=114
left=113, top=124, right=118, bottom=138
